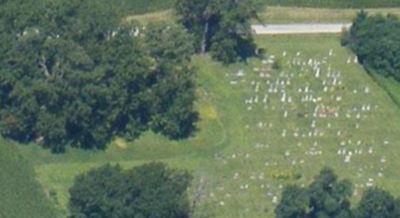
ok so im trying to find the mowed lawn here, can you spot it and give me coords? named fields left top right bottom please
left=122, top=0, right=400, bottom=15
left=0, top=140, right=59, bottom=218
left=19, top=35, right=400, bottom=217
left=370, top=72, right=400, bottom=108
left=127, top=7, right=400, bottom=24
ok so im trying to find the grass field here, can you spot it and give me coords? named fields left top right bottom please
left=0, top=139, right=60, bottom=218
left=259, top=0, right=400, bottom=8
left=127, top=7, right=400, bottom=24
left=17, top=34, right=400, bottom=217
left=258, top=7, right=400, bottom=23
left=369, top=73, right=400, bottom=108
left=124, top=0, right=400, bottom=15
left=120, top=0, right=175, bottom=14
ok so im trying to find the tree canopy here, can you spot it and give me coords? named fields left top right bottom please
left=0, top=0, right=198, bottom=152
left=276, top=168, right=400, bottom=218
left=275, top=185, right=310, bottom=218
left=342, top=11, right=400, bottom=80
left=69, top=162, right=193, bottom=218
left=276, top=168, right=353, bottom=218
left=175, top=0, right=260, bottom=64
left=355, top=188, right=400, bottom=218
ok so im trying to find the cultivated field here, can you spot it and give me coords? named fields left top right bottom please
left=18, top=34, right=400, bottom=217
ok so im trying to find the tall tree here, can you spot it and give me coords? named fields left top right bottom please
left=342, top=11, right=400, bottom=80
left=275, top=185, right=310, bottom=218
left=69, top=162, right=193, bottom=218
left=0, top=0, right=198, bottom=152
left=175, top=0, right=260, bottom=64
left=308, top=168, right=353, bottom=218
left=275, top=168, right=353, bottom=218
left=355, top=188, right=400, bottom=218
left=145, top=23, right=198, bottom=139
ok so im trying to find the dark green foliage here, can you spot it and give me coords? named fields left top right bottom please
left=0, top=1, right=197, bottom=152
left=342, top=11, right=400, bottom=80
left=0, top=139, right=60, bottom=218
left=308, top=168, right=353, bottom=218
left=69, top=162, right=192, bottom=218
left=275, top=168, right=353, bottom=218
left=175, top=0, right=259, bottom=64
left=145, top=23, right=199, bottom=139
left=355, top=188, right=400, bottom=218
left=276, top=168, right=400, bottom=218
left=275, top=185, right=310, bottom=218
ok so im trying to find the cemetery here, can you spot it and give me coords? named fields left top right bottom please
left=16, top=34, right=400, bottom=217
left=186, top=35, right=400, bottom=217
left=2, top=1, right=400, bottom=217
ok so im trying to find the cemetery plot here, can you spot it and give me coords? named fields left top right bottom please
left=22, top=35, right=400, bottom=218
left=196, top=35, right=400, bottom=217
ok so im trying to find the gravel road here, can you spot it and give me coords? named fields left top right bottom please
left=252, top=23, right=352, bottom=35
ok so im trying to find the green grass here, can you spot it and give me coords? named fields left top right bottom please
left=258, top=7, right=400, bottom=23
left=122, top=0, right=400, bottom=15
left=369, top=72, right=400, bottom=108
left=17, top=34, right=400, bottom=217
left=126, top=7, right=400, bottom=24
left=259, top=0, right=400, bottom=8
left=0, top=139, right=60, bottom=218
left=121, top=0, right=174, bottom=14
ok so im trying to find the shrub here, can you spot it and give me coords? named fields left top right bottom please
left=69, top=162, right=193, bottom=218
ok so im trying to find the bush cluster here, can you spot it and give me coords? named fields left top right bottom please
left=69, top=163, right=192, bottom=218
left=342, top=11, right=400, bottom=80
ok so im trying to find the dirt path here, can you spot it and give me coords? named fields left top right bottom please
left=252, top=23, right=351, bottom=35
